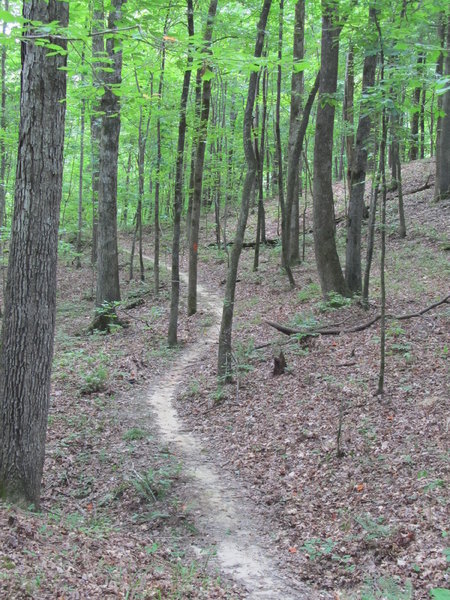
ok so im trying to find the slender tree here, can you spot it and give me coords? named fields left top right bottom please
left=0, top=0, right=69, bottom=508
left=187, top=0, right=218, bottom=315
left=218, top=0, right=272, bottom=379
left=89, top=1, right=104, bottom=267
left=94, top=0, right=127, bottom=328
left=168, top=0, right=195, bottom=347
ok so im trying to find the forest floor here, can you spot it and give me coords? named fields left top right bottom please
left=0, top=158, right=448, bottom=599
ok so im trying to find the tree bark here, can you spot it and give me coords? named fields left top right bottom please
left=345, top=6, right=377, bottom=294
left=276, top=0, right=295, bottom=287
left=0, top=0, right=8, bottom=231
left=437, top=15, right=450, bottom=200
left=434, top=15, right=445, bottom=200
left=409, top=53, right=424, bottom=162
left=286, top=0, right=305, bottom=266
left=187, top=0, right=218, bottom=315
left=0, top=0, right=68, bottom=508
left=313, top=0, right=350, bottom=298
left=218, top=0, right=272, bottom=379
left=94, top=0, right=126, bottom=324
left=168, top=0, right=194, bottom=347
left=343, top=47, right=354, bottom=193
left=90, top=2, right=104, bottom=266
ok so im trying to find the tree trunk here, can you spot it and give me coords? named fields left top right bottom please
left=0, top=0, right=68, bottom=508
left=409, top=53, right=424, bottom=161
left=286, top=0, right=305, bottom=266
left=345, top=6, right=377, bottom=294
left=0, top=0, right=8, bottom=231
left=218, top=0, right=272, bottom=379
left=434, top=15, right=445, bottom=199
left=437, top=16, right=450, bottom=200
left=76, top=52, right=86, bottom=269
left=90, top=2, right=104, bottom=266
left=187, top=0, right=218, bottom=316
left=94, top=0, right=126, bottom=325
left=343, top=47, right=354, bottom=193
left=168, top=0, right=194, bottom=347
left=313, top=0, right=350, bottom=298
left=275, top=0, right=295, bottom=287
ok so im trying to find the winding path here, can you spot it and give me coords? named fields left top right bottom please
left=143, top=258, right=328, bottom=599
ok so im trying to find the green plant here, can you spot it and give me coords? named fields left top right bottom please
left=355, top=514, right=391, bottom=540
left=130, top=463, right=181, bottom=503
left=122, top=428, right=148, bottom=441
left=358, top=576, right=413, bottom=599
left=317, top=291, right=353, bottom=312
left=80, top=365, right=108, bottom=395
left=430, top=590, right=450, bottom=600
left=297, top=282, right=321, bottom=303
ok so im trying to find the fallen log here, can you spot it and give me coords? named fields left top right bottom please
left=266, top=293, right=450, bottom=337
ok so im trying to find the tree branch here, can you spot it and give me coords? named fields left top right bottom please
left=266, top=294, right=450, bottom=337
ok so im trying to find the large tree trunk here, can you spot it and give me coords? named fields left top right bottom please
left=313, top=0, right=350, bottom=298
left=168, top=0, right=194, bottom=347
left=0, top=0, right=8, bottom=231
left=345, top=6, right=377, bottom=294
left=187, top=0, right=218, bottom=316
left=94, top=0, right=126, bottom=325
left=437, top=16, right=450, bottom=200
left=0, top=0, right=68, bottom=508
left=218, top=0, right=272, bottom=379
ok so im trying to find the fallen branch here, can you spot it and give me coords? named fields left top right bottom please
left=266, top=293, right=450, bottom=337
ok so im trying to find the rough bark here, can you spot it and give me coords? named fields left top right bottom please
left=286, top=0, right=305, bottom=266
left=313, top=0, right=350, bottom=298
left=437, top=16, right=450, bottom=200
left=90, top=2, right=104, bottom=266
left=0, top=0, right=8, bottom=231
left=168, top=0, right=194, bottom=347
left=94, top=0, right=126, bottom=323
left=0, top=0, right=68, bottom=508
left=276, top=0, right=295, bottom=287
left=187, top=0, right=218, bottom=316
left=218, top=0, right=272, bottom=379
left=409, top=53, right=424, bottom=162
left=76, top=53, right=86, bottom=269
left=345, top=7, right=377, bottom=294
left=343, top=47, right=354, bottom=193
left=434, top=16, right=445, bottom=200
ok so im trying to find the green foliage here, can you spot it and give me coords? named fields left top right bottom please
left=317, top=292, right=353, bottom=312
left=122, top=428, right=149, bottom=441
left=297, top=282, right=321, bottom=303
left=80, top=365, right=108, bottom=395
left=130, top=461, right=181, bottom=503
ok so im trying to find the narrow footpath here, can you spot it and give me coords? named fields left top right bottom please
left=142, top=257, right=330, bottom=599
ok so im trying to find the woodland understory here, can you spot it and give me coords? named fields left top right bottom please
left=0, top=158, right=448, bottom=599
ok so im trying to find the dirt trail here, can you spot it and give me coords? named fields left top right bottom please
left=143, top=260, right=329, bottom=599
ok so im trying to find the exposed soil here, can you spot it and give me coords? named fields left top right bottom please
left=0, top=158, right=448, bottom=599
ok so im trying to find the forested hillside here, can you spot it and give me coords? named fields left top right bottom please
left=0, top=1, right=449, bottom=598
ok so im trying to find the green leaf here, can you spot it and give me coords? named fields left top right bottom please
left=430, top=590, right=450, bottom=600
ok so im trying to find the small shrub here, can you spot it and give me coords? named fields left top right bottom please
left=317, top=291, right=352, bottom=312
left=80, top=366, right=108, bottom=395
